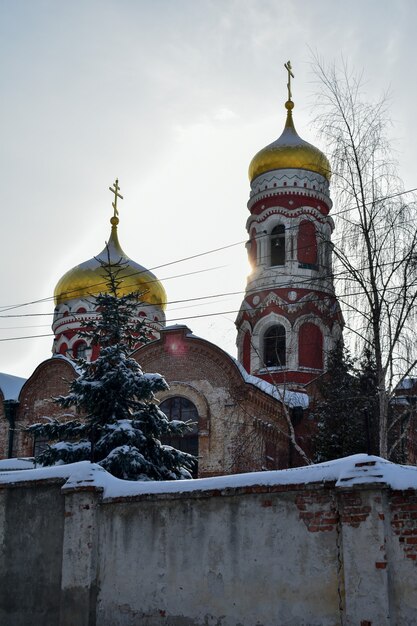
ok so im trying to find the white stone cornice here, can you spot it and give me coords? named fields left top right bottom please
left=248, top=168, right=332, bottom=210
left=246, top=206, right=334, bottom=232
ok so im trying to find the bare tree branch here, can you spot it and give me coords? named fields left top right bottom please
left=312, top=56, right=417, bottom=459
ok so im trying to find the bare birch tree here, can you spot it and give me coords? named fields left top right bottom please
left=312, top=58, right=417, bottom=459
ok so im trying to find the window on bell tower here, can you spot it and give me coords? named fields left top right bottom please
left=264, top=324, right=286, bottom=367
left=270, top=225, right=285, bottom=266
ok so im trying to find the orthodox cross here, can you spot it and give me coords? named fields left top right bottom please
left=284, top=60, right=294, bottom=101
left=109, top=178, right=123, bottom=218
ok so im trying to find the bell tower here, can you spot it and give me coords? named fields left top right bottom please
left=236, top=63, right=343, bottom=388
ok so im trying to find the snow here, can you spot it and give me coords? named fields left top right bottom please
left=53, top=441, right=90, bottom=452
left=391, top=396, right=411, bottom=406
left=0, top=458, right=34, bottom=471
left=1, top=454, right=416, bottom=500
left=0, top=372, right=27, bottom=400
left=165, top=324, right=191, bottom=331
left=143, top=373, right=164, bottom=382
left=233, top=359, right=309, bottom=408
left=396, top=377, right=417, bottom=390
left=52, top=354, right=81, bottom=373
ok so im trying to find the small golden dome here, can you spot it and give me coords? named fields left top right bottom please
left=54, top=218, right=167, bottom=309
left=248, top=100, right=331, bottom=182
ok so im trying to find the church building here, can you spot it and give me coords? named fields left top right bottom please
left=0, top=69, right=343, bottom=475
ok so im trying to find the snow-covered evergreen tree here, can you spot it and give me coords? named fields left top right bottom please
left=28, top=257, right=195, bottom=480
left=312, top=343, right=369, bottom=462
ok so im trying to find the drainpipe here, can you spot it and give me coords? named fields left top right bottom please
left=4, top=400, right=19, bottom=458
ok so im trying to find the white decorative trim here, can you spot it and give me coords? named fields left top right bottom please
left=52, top=296, right=166, bottom=357
left=246, top=206, right=334, bottom=231
left=251, top=313, right=295, bottom=373
left=248, top=168, right=332, bottom=209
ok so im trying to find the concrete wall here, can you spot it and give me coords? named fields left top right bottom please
left=0, top=479, right=65, bottom=626
left=97, top=490, right=340, bottom=626
left=1, top=458, right=417, bottom=625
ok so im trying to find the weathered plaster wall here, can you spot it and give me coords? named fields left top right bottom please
left=0, top=480, right=65, bottom=626
left=97, top=489, right=340, bottom=626
left=1, top=457, right=417, bottom=626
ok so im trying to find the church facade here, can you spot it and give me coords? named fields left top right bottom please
left=0, top=78, right=343, bottom=475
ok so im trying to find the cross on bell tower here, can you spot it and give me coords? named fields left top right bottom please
left=235, top=65, right=343, bottom=389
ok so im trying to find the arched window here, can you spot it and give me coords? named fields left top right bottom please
left=270, top=225, right=285, bottom=266
left=298, top=220, right=318, bottom=268
left=160, top=397, right=199, bottom=477
left=298, top=322, right=323, bottom=370
left=263, top=325, right=286, bottom=368
left=73, top=341, right=88, bottom=360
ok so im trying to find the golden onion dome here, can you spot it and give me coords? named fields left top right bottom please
left=54, top=216, right=167, bottom=309
left=248, top=100, right=331, bottom=183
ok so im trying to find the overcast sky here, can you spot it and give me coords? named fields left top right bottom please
left=1, top=0, right=416, bottom=378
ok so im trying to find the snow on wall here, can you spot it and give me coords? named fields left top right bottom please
left=1, top=454, right=416, bottom=499
left=1, top=454, right=417, bottom=625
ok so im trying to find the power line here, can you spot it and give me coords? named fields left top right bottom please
left=1, top=248, right=416, bottom=327
left=0, top=263, right=231, bottom=313
left=0, top=290, right=246, bottom=318
left=1, top=238, right=415, bottom=319
left=1, top=277, right=416, bottom=343
left=1, top=185, right=416, bottom=313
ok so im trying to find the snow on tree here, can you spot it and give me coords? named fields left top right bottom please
left=28, top=255, right=195, bottom=481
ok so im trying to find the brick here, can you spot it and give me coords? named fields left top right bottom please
left=1, top=333, right=295, bottom=478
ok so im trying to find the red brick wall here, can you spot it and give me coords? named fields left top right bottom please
left=135, top=327, right=291, bottom=475
left=1, top=330, right=294, bottom=475
left=390, top=490, right=417, bottom=562
left=13, top=359, right=76, bottom=458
